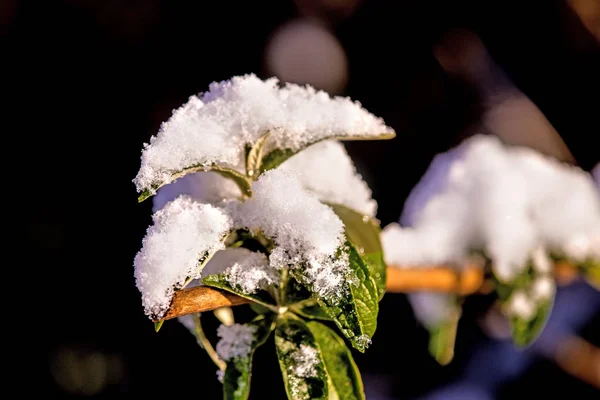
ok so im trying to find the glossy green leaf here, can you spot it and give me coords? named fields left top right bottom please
left=138, top=164, right=251, bottom=203
left=259, top=132, right=396, bottom=175
left=259, top=148, right=296, bottom=174
left=275, top=314, right=328, bottom=400
left=223, top=314, right=276, bottom=400
left=290, top=299, right=331, bottom=321
left=245, top=131, right=271, bottom=179
left=202, top=274, right=277, bottom=311
left=307, top=321, right=365, bottom=400
left=326, top=203, right=386, bottom=300
left=312, top=242, right=379, bottom=352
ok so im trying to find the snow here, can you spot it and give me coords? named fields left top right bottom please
left=215, top=323, right=257, bottom=361
left=231, top=169, right=348, bottom=299
left=134, top=196, right=232, bottom=318
left=222, top=249, right=278, bottom=294
left=152, top=171, right=242, bottom=212
left=505, top=290, right=536, bottom=320
left=134, top=73, right=394, bottom=194
left=279, top=140, right=377, bottom=216
left=290, top=344, right=320, bottom=378
left=530, top=276, right=555, bottom=302
left=593, top=163, right=599, bottom=186
left=382, top=134, right=600, bottom=282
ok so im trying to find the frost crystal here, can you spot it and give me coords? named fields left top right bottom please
left=290, top=344, right=320, bottom=378
left=382, top=134, right=600, bottom=282
left=279, top=140, right=377, bottom=216
left=231, top=169, right=348, bottom=299
left=215, top=323, right=257, bottom=361
left=134, top=74, right=393, bottom=193
left=134, top=196, right=232, bottom=318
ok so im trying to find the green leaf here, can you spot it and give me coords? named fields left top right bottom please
left=250, top=302, right=271, bottom=315
left=138, top=164, right=251, bottom=203
left=202, top=274, right=277, bottom=311
left=259, top=148, right=296, bottom=174
left=493, top=263, right=556, bottom=347
left=290, top=299, right=331, bottom=321
left=306, top=321, right=365, bottom=400
left=509, top=295, right=554, bottom=347
left=275, top=314, right=329, bottom=400
left=245, top=131, right=271, bottom=179
left=154, top=320, right=164, bottom=332
left=326, top=203, right=386, bottom=301
left=259, top=132, right=396, bottom=175
left=223, top=314, right=276, bottom=400
left=312, top=242, right=379, bottom=352
left=428, top=308, right=460, bottom=366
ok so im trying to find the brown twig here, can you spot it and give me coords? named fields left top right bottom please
left=553, top=335, right=600, bottom=389
left=158, top=262, right=580, bottom=321
left=385, top=264, right=484, bottom=295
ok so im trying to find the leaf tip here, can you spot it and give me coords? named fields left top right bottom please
left=154, top=320, right=164, bottom=332
left=138, top=190, right=152, bottom=203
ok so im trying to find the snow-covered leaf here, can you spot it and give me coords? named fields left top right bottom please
left=312, top=242, right=379, bottom=352
left=508, top=297, right=554, bottom=347
left=495, top=265, right=556, bottom=347
left=327, top=203, right=386, bottom=300
left=307, top=321, right=365, bottom=400
left=134, top=74, right=394, bottom=197
left=382, top=134, right=600, bottom=282
left=222, top=315, right=276, bottom=400
left=232, top=169, right=349, bottom=301
left=275, top=314, right=328, bottom=400
left=134, top=196, right=232, bottom=319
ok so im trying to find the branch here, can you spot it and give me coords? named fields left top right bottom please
left=157, top=261, right=579, bottom=321
left=553, top=335, right=600, bottom=389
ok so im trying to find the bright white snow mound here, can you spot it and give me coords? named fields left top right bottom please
left=382, top=134, right=600, bottom=282
left=134, top=74, right=394, bottom=193
left=134, top=196, right=232, bottom=318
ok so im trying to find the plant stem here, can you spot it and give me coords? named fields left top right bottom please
left=279, top=268, right=289, bottom=306
left=193, top=314, right=226, bottom=371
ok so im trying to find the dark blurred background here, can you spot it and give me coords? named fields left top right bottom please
left=11, top=0, right=599, bottom=398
